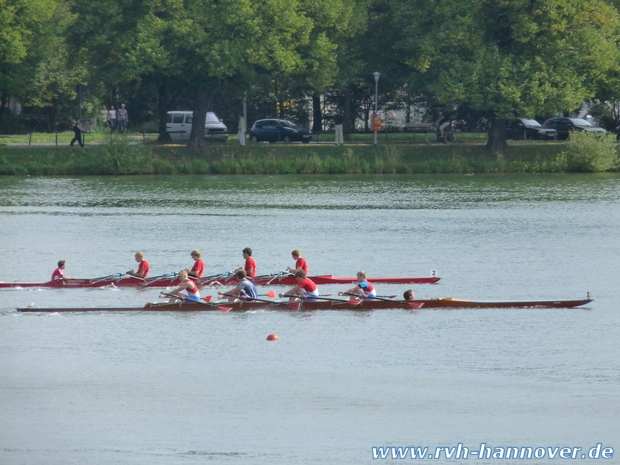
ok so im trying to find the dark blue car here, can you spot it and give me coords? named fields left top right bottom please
left=249, top=118, right=312, bottom=143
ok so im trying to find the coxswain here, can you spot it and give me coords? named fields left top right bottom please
left=286, top=249, right=308, bottom=274
left=163, top=269, right=200, bottom=302
left=340, top=271, right=376, bottom=298
left=281, top=268, right=319, bottom=301
left=51, top=260, right=76, bottom=281
left=187, top=249, right=205, bottom=278
left=242, top=247, right=257, bottom=277
left=403, top=289, right=415, bottom=301
left=219, top=269, right=258, bottom=302
left=127, top=252, right=149, bottom=278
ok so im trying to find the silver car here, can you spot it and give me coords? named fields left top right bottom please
left=166, top=111, right=228, bottom=142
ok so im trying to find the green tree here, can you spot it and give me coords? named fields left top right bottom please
left=68, top=0, right=359, bottom=150
left=0, top=0, right=78, bottom=129
left=369, top=0, right=620, bottom=150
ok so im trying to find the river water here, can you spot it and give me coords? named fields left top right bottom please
left=0, top=174, right=618, bottom=464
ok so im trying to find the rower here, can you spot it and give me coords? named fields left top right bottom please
left=339, top=271, right=376, bottom=299
left=403, top=289, right=415, bottom=301
left=51, top=260, right=76, bottom=281
left=281, top=268, right=319, bottom=301
left=186, top=249, right=205, bottom=278
left=219, top=269, right=258, bottom=302
left=127, top=252, right=150, bottom=278
left=242, top=247, right=257, bottom=277
left=162, top=269, right=200, bottom=302
left=286, top=249, right=308, bottom=274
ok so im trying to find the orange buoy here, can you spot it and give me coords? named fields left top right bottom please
left=266, top=334, right=279, bottom=341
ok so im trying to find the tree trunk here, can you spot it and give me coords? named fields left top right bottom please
left=157, top=79, right=171, bottom=142
left=486, top=117, right=508, bottom=151
left=344, top=88, right=351, bottom=141
left=188, top=86, right=209, bottom=153
left=312, top=94, right=322, bottom=133
left=44, top=105, right=57, bottom=132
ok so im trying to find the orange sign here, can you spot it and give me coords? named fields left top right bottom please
left=373, top=114, right=382, bottom=131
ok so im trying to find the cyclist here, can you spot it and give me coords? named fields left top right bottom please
left=434, top=111, right=451, bottom=139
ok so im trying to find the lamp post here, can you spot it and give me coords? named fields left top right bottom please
left=373, top=72, right=380, bottom=145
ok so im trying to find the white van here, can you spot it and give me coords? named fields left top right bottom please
left=166, top=111, right=228, bottom=142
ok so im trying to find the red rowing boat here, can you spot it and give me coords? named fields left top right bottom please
left=0, top=272, right=441, bottom=289
left=17, top=296, right=593, bottom=312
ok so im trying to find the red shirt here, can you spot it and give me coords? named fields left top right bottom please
left=191, top=259, right=205, bottom=278
left=297, top=277, right=317, bottom=292
left=51, top=268, right=64, bottom=281
left=137, top=260, right=150, bottom=278
left=244, top=257, right=257, bottom=277
left=295, top=257, right=308, bottom=274
left=187, top=280, right=199, bottom=294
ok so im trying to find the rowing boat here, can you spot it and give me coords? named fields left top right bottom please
left=16, top=296, right=593, bottom=312
left=247, top=274, right=441, bottom=286
left=1, top=273, right=441, bottom=289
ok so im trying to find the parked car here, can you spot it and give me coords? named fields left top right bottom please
left=249, top=118, right=312, bottom=143
left=505, top=118, right=557, bottom=140
left=166, top=111, right=228, bottom=142
left=542, top=117, right=606, bottom=140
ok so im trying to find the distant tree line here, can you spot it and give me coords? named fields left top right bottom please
left=3, top=0, right=620, bottom=150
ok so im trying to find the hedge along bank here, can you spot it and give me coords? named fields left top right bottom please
left=0, top=141, right=617, bottom=175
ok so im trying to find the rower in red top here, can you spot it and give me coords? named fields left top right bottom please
left=340, top=271, right=376, bottom=299
left=187, top=249, right=204, bottom=278
left=163, top=269, right=201, bottom=302
left=51, top=260, right=76, bottom=281
left=281, top=268, right=319, bottom=301
left=242, top=247, right=256, bottom=278
left=286, top=249, right=308, bottom=274
left=127, top=252, right=149, bottom=278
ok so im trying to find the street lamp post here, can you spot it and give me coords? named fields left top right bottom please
left=373, top=72, right=380, bottom=145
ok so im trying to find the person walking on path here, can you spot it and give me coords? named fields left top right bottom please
left=117, top=104, right=128, bottom=133
left=100, top=105, right=109, bottom=128
left=237, top=113, right=246, bottom=146
left=108, top=106, right=117, bottom=134
left=70, top=119, right=85, bottom=147
left=334, top=109, right=344, bottom=145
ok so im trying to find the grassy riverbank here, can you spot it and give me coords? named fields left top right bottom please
left=0, top=138, right=617, bottom=175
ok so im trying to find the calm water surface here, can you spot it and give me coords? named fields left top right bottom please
left=1, top=174, right=618, bottom=465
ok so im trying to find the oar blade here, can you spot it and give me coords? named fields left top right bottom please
left=204, top=296, right=213, bottom=303
left=408, top=302, right=424, bottom=308
left=265, top=290, right=276, bottom=298
left=219, top=306, right=233, bottom=312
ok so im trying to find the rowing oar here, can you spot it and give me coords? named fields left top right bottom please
left=342, top=292, right=423, bottom=308
left=90, top=273, right=123, bottom=284
left=160, top=292, right=232, bottom=312
left=282, top=294, right=363, bottom=305
left=266, top=271, right=293, bottom=285
left=141, top=273, right=177, bottom=286
left=246, top=272, right=280, bottom=280
left=197, top=270, right=236, bottom=286
left=116, top=273, right=146, bottom=282
left=249, top=290, right=335, bottom=300
left=217, top=291, right=304, bottom=310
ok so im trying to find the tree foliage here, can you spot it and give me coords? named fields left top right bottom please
left=5, top=0, right=620, bottom=152
left=368, top=0, right=620, bottom=149
left=1, top=0, right=82, bottom=130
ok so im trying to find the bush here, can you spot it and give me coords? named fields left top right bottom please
left=132, top=120, right=159, bottom=133
left=0, top=117, right=30, bottom=135
left=561, top=131, right=619, bottom=172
